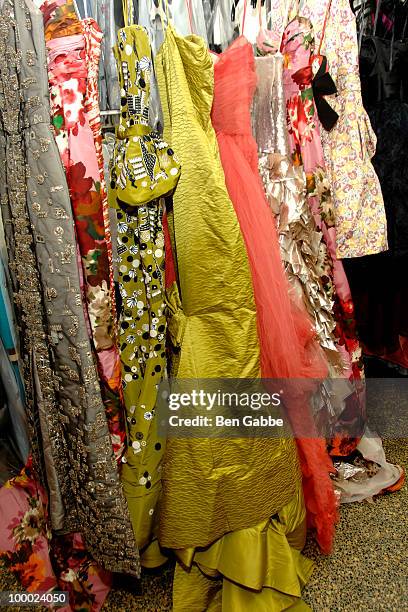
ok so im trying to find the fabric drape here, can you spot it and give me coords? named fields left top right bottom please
left=45, top=7, right=127, bottom=463
left=0, top=0, right=139, bottom=579
left=156, top=23, right=317, bottom=610
left=211, top=35, right=337, bottom=555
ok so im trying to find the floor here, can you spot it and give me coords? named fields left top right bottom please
left=103, top=439, right=408, bottom=612
left=1, top=438, right=407, bottom=611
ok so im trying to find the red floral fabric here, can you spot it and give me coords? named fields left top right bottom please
left=0, top=462, right=112, bottom=611
left=282, top=17, right=365, bottom=455
left=45, top=6, right=126, bottom=462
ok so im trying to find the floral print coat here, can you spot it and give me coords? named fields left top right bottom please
left=269, top=0, right=388, bottom=259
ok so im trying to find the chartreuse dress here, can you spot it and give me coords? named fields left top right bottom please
left=109, top=20, right=180, bottom=565
left=156, top=24, right=314, bottom=611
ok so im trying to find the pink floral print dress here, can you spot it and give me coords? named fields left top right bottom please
left=0, top=461, right=111, bottom=612
left=282, top=16, right=367, bottom=458
left=268, top=0, right=388, bottom=259
left=282, top=16, right=363, bottom=382
left=45, top=13, right=126, bottom=461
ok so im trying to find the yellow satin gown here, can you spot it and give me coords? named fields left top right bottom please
left=156, top=25, right=314, bottom=610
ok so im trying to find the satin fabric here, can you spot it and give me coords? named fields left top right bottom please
left=156, top=27, right=260, bottom=382
left=156, top=24, right=315, bottom=611
left=173, top=489, right=314, bottom=612
left=156, top=23, right=303, bottom=541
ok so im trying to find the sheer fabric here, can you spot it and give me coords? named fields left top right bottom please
left=211, top=37, right=327, bottom=380
left=211, top=36, right=337, bottom=553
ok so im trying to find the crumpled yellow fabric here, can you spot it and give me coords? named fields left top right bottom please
left=173, top=488, right=314, bottom=611
left=155, top=23, right=303, bottom=550
left=156, top=27, right=260, bottom=381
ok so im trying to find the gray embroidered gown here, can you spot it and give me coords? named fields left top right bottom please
left=0, top=0, right=139, bottom=575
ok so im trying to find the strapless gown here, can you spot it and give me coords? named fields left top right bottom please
left=156, top=26, right=315, bottom=611
left=211, top=36, right=337, bottom=555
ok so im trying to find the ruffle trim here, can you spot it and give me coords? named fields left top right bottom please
left=173, top=488, right=314, bottom=611
left=334, top=431, right=405, bottom=503
left=259, top=152, right=344, bottom=374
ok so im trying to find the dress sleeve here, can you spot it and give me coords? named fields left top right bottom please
left=318, top=0, right=388, bottom=259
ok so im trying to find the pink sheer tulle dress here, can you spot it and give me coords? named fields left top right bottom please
left=211, top=36, right=338, bottom=553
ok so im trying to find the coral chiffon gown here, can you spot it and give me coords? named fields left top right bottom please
left=211, top=36, right=338, bottom=554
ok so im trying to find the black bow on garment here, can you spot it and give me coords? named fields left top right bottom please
left=312, top=55, right=339, bottom=132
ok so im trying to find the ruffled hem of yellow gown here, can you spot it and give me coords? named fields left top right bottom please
left=172, top=488, right=314, bottom=611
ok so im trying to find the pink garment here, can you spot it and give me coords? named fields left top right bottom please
left=282, top=17, right=362, bottom=381
left=282, top=20, right=350, bottom=299
left=0, top=466, right=111, bottom=612
left=211, top=37, right=338, bottom=554
left=81, top=19, right=116, bottom=313
left=46, top=22, right=126, bottom=462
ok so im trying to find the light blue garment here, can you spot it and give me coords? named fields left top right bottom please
left=94, top=0, right=122, bottom=110
left=74, top=0, right=93, bottom=19
left=0, top=256, right=18, bottom=355
left=0, top=256, right=29, bottom=462
left=0, top=338, right=29, bottom=463
left=0, top=204, right=28, bottom=459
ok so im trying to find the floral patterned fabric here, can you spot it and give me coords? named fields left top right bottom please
left=44, top=7, right=126, bottom=462
left=253, top=52, right=342, bottom=370
left=282, top=16, right=363, bottom=384
left=268, top=0, right=387, bottom=259
left=282, top=17, right=369, bottom=463
left=309, top=0, right=387, bottom=259
left=42, top=0, right=83, bottom=40
left=82, top=18, right=116, bottom=317
left=0, top=463, right=111, bottom=612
